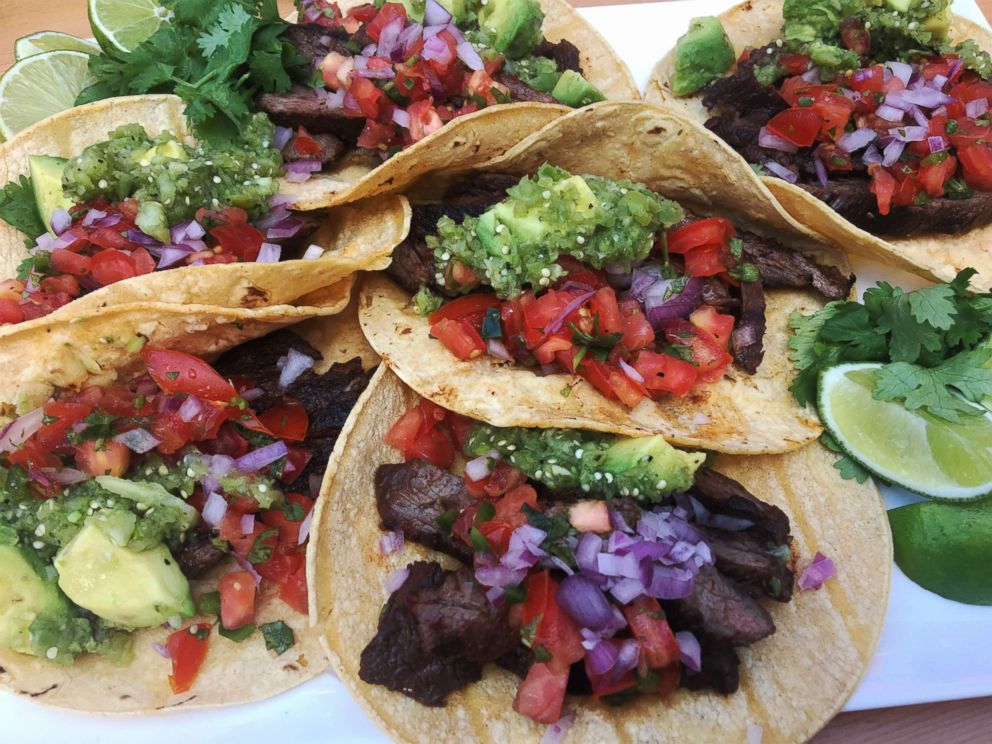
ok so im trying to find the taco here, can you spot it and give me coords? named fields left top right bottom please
left=0, top=299, right=380, bottom=713
left=312, top=368, right=891, bottom=743
left=357, top=102, right=855, bottom=454
left=646, top=1, right=992, bottom=290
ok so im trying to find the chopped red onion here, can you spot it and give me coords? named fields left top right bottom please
left=456, top=41, right=484, bottom=71
left=302, top=244, right=325, bottom=260
left=545, top=291, right=595, bottom=334
left=837, top=128, right=876, bottom=153
left=814, top=157, right=829, bottom=187
left=273, top=125, right=294, bottom=150
left=616, top=638, right=640, bottom=676
left=391, top=107, right=410, bottom=128
left=277, top=347, right=315, bottom=388
left=158, top=245, right=194, bottom=269
left=757, top=126, right=798, bottom=153
left=152, top=641, right=171, bottom=659
left=464, top=452, right=496, bottom=481
left=266, top=218, right=306, bottom=240
left=575, top=532, right=603, bottom=573
left=556, top=574, right=614, bottom=630
left=377, top=17, right=405, bottom=60
left=762, top=160, right=798, bottom=184
left=297, top=504, right=315, bottom=545
left=202, top=491, right=228, bottom=527
left=932, top=74, right=949, bottom=90
left=47, top=467, right=89, bottom=485
left=881, top=139, right=906, bottom=167
left=234, top=441, right=289, bottom=472
left=50, top=209, right=71, bottom=235
left=540, top=711, right=575, bottom=744
left=619, top=358, right=644, bottom=384
left=486, top=338, right=511, bottom=359
left=0, top=408, right=44, bottom=452
left=801, top=68, right=820, bottom=83
left=82, top=209, right=107, bottom=227
left=424, top=0, right=451, bottom=25
left=283, top=159, right=322, bottom=182
left=422, top=35, right=454, bottom=65
left=862, top=142, right=883, bottom=165
left=379, top=529, right=404, bottom=556
left=234, top=554, right=263, bottom=586
left=257, top=242, right=282, bottom=263
left=966, top=98, right=989, bottom=119
left=798, top=551, right=836, bottom=590
left=675, top=630, right=701, bottom=671
left=585, top=638, right=619, bottom=676
left=475, top=561, right=528, bottom=588
left=928, top=135, right=947, bottom=153
left=178, top=395, right=204, bottom=423
left=885, top=60, right=913, bottom=86
left=354, top=55, right=396, bottom=79
left=423, top=23, right=445, bottom=38
left=113, top=427, right=162, bottom=454
left=908, top=104, right=929, bottom=128
left=443, top=22, right=466, bottom=45
left=396, top=23, right=423, bottom=57
left=240, top=513, right=256, bottom=535
left=902, top=87, right=953, bottom=109
left=875, top=104, right=904, bottom=122
left=889, top=125, right=927, bottom=142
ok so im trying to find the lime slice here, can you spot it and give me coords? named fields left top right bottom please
left=818, top=362, right=992, bottom=500
left=88, top=0, right=171, bottom=55
left=0, top=51, right=96, bottom=140
left=890, top=499, right=992, bottom=605
left=14, top=31, right=100, bottom=61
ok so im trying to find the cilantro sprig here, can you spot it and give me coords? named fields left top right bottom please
left=0, top=176, right=46, bottom=241
left=76, top=0, right=313, bottom=146
left=789, top=269, right=992, bottom=426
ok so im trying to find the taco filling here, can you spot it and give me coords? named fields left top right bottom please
left=673, top=1, right=992, bottom=238
left=389, top=165, right=852, bottom=408
left=0, top=116, right=325, bottom=326
left=255, top=0, right=605, bottom=170
left=359, top=398, right=805, bottom=725
left=0, top=330, right=372, bottom=693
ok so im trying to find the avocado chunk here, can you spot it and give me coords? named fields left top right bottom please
left=478, top=0, right=544, bottom=59
left=28, top=155, right=72, bottom=235
left=550, top=70, right=606, bottom=108
left=396, top=0, right=426, bottom=22
left=135, top=201, right=171, bottom=244
left=885, top=0, right=911, bottom=11
left=0, top=545, right=66, bottom=654
left=671, top=16, right=736, bottom=97
left=437, top=0, right=478, bottom=22
left=54, top=522, right=194, bottom=628
left=922, top=6, right=951, bottom=40
left=601, top=435, right=706, bottom=496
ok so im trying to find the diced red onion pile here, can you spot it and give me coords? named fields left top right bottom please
left=625, top=264, right=704, bottom=330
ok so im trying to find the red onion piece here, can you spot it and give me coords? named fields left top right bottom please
left=619, top=358, right=644, bottom=383
left=257, top=242, right=282, bottom=263
left=881, top=139, right=906, bottom=167
left=378, top=529, right=404, bottom=556
left=928, top=135, right=947, bottom=153
left=545, top=291, right=595, bottom=335
left=266, top=218, right=306, bottom=240
left=0, top=408, right=44, bottom=452
left=801, top=68, right=820, bottom=83
left=540, top=711, right=575, bottom=744
left=486, top=338, right=511, bottom=359
left=556, top=575, right=614, bottom=630
left=798, top=551, right=836, bottom=590
left=863, top=142, right=883, bottom=164
left=50, top=209, right=71, bottom=235
left=424, top=0, right=451, bottom=25
left=283, top=159, right=322, bottom=183
left=385, top=567, right=410, bottom=594
left=158, top=245, right=194, bottom=269
left=113, top=427, right=162, bottom=454
left=297, top=506, right=315, bottom=546
left=234, top=554, right=263, bottom=586
left=645, top=278, right=704, bottom=328
left=763, top=160, right=798, bottom=184
left=932, top=74, right=949, bottom=90
left=240, top=513, right=255, bottom=535
left=392, top=107, right=410, bottom=128
left=885, top=60, right=913, bottom=86
left=747, top=723, right=764, bottom=744
left=396, top=23, right=423, bottom=57
left=273, top=125, right=294, bottom=150
left=201, top=491, right=228, bottom=527
left=47, top=467, right=89, bottom=485
left=178, top=395, right=204, bottom=423
left=575, top=532, right=603, bottom=573
left=456, top=41, right=484, bottom=71
left=966, top=97, right=989, bottom=119
left=302, top=244, right=325, bottom=260
left=757, top=126, right=798, bottom=153
left=837, top=128, right=876, bottom=153
left=888, top=125, right=927, bottom=142
left=585, top=638, right=619, bottom=676
left=902, top=87, right=953, bottom=109
left=675, top=629, right=701, bottom=671
left=234, top=440, right=289, bottom=472
left=875, top=104, right=904, bottom=122
left=464, top=452, right=496, bottom=481
left=422, top=35, right=454, bottom=65
left=376, top=17, right=405, bottom=60
left=277, top=347, right=316, bottom=388
left=814, top=157, right=829, bottom=187
left=151, top=641, right=171, bottom=659
left=82, top=209, right=107, bottom=227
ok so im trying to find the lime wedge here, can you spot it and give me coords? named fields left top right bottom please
left=88, top=0, right=172, bottom=55
left=818, top=362, right=992, bottom=500
left=0, top=51, right=95, bottom=140
left=14, top=31, right=100, bottom=61
left=890, top=499, right=992, bottom=605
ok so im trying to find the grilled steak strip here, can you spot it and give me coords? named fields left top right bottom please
left=691, top=468, right=791, bottom=546
left=174, top=529, right=227, bottom=578
left=667, top=565, right=775, bottom=646
left=495, top=73, right=558, bottom=104
left=743, top=235, right=854, bottom=300
left=731, top=276, right=766, bottom=375
left=256, top=85, right=367, bottom=140
left=359, top=561, right=518, bottom=706
left=375, top=460, right=475, bottom=562
left=681, top=642, right=741, bottom=694
left=535, top=38, right=583, bottom=74
left=284, top=23, right=353, bottom=65
left=282, top=132, right=345, bottom=166
left=700, top=526, right=794, bottom=602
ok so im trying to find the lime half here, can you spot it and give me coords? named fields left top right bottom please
left=818, top=362, right=992, bottom=500
left=14, top=31, right=100, bottom=61
left=0, top=51, right=95, bottom=140
left=88, top=0, right=171, bottom=55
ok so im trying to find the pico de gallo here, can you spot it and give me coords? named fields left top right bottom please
left=360, top=399, right=799, bottom=728
left=0, top=338, right=336, bottom=694
left=285, top=0, right=604, bottom=159
left=413, top=167, right=762, bottom=408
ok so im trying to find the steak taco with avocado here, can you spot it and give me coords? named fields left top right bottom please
left=312, top=369, right=891, bottom=743
left=357, top=102, right=854, bottom=454
left=0, top=303, right=380, bottom=712
left=647, top=0, right=992, bottom=290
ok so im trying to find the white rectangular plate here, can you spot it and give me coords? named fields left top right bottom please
left=3, top=1, right=991, bottom=741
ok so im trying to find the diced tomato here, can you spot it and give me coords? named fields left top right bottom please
left=357, top=120, right=398, bottom=150
left=479, top=484, right=537, bottom=555
left=431, top=317, right=485, bottom=361
left=293, top=127, right=322, bottom=156
left=663, top=319, right=731, bottom=382
left=148, top=411, right=192, bottom=454
left=200, top=421, right=249, bottom=458
left=408, top=426, right=456, bottom=469
left=141, top=348, right=237, bottom=401
left=464, top=68, right=509, bottom=107
left=73, top=440, right=131, bottom=478
left=811, top=92, right=855, bottom=138
left=587, top=658, right=637, bottom=699
left=365, top=2, right=406, bottom=42
left=346, top=77, right=384, bottom=119
left=0, top=299, right=24, bottom=325
left=766, top=108, right=822, bottom=148
left=513, top=663, right=568, bottom=724
left=428, top=294, right=501, bottom=326
left=633, top=351, right=698, bottom=396
left=684, top=244, right=731, bottom=277
left=447, top=412, right=475, bottom=451
left=619, top=301, right=655, bottom=352
left=608, top=368, right=647, bottom=408
left=523, top=290, right=571, bottom=334
left=166, top=624, right=210, bottom=694
left=919, top=154, right=958, bottom=198
left=210, top=221, right=264, bottom=262
left=384, top=407, right=423, bottom=453
left=869, top=165, right=897, bottom=215
left=483, top=462, right=528, bottom=500
left=279, top=562, right=309, bottom=614
left=578, top=358, right=617, bottom=401
left=39, top=275, right=81, bottom=297
left=568, top=500, right=611, bottom=532
left=534, top=334, right=573, bottom=365
left=891, top=168, right=922, bottom=208
left=666, top=217, right=734, bottom=255
left=49, top=249, right=92, bottom=277
left=219, top=571, right=256, bottom=629
left=848, top=65, right=884, bottom=97
left=623, top=596, right=680, bottom=669
left=948, top=118, right=991, bottom=149
left=690, top=305, right=735, bottom=350
left=87, top=228, right=136, bottom=251
left=88, top=249, right=137, bottom=286
left=406, top=99, right=443, bottom=142
left=587, top=287, right=622, bottom=334
left=258, top=402, right=309, bottom=442
left=260, top=493, right=313, bottom=545
left=959, top=144, right=992, bottom=191
left=779, top=53, right=810, bottom=76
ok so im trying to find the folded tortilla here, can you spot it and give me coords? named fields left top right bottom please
left=356, top=102, right=853, bottom=454
left=312, top=367, right=891, bottom=744
left=645, top=0, right=992, bottom=291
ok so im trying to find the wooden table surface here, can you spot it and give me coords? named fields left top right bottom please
left=0, top=0, right=989, bottom=741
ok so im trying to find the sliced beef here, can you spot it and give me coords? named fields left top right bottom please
left=743, top=234, right=854, bottom=300
left=375, top=459, right=475, bottom=562
left=174, top=529, right=226, bottom=578
left=681, top=643, right=740, bottom=694
left=667, top=565, right=775, bottom=646
left=691, top=467, right=791, bottom=546
left=282, top=132, right=345, bottom=166
left=700, top=527, right=794, bottom=602
left=495, top=73, right=558, bottom=104
left=386, top=240, right=440, bottom=295
left=359, top=561, right=518, bottom=706
left=256, top=85, right=365, bottom=141
left=731, top=276, right=766, bottom=375
left=285, top=23, right=347, bottom=65
left=496, top=644, right=534, bottom=679
left=535, top=38, right=583, bottom=73
left=700, top=277, right=739, bottom=314
left=702, top=47, right=786, bottom=153
left=800, top=178, right=992, bottom=238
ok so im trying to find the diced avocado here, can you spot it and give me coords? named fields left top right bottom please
left=135, top=201, right=171, bottom=244
left=54, top=522, right=194, bottom=628
left=437, top=0, right=478, bottom=22
left=671, top=16, right=736, bottom=97
left=922, top=6, right=952, bottom=40
left=885, top=0, right=911, bottom=11
left=28, top=155, right=72, bottom=235
left=478, top=0, right=544, bottom=60
left=550, top=70, right=606, bottom=108
left=601, top=435, right=706, bottom=496
left=553, top=174, right=599, bottom=222
left=0, top=545, right=66, bottom=654
left=138, top=141, right=188, bottom=164
left=491, top=200, right=548, bottom=243
left=397, top=0, right=426, bottom=23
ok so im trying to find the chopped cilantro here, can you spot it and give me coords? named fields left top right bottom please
left=246, top=528, right=278, bottom=563
left=219, top=623, right=256, bottom=642
left=260, top=620, right=295, bottom=655
left=197, top=591, right=221, bottom=616
left=820, top=432, right=870, bottom=484
left=0, top=175, right=45, bottom=239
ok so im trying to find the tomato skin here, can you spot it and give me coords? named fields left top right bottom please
left=779, top=53, right=810, bottom=76
left=587, top=287, right=622, bottom=335
left=622, top=596, right=680, bottom=669
left=608, top=368, right=647, bottom=408
left=210, top=221, right=264, bottom=262
left=428, top=294, right=501, bottom=326
left=50, top=249, right=92, bottom=277
left=74, top=440, right=131, bottom=478
left=684, top=244, right=730, bottom=277
left=384, top=407, right=423, bottom=453
left=482, top=462, right=528, bottom=500
left=513, top=662, right=569, bottom=724
left=870, top=165, right=897, bottom=215
left=279, top=562, right=309, bottom=614
left=578, top=358, right=617, bottom=401
left=663, top=320, right=731, bottom=382
left=141, top=348, right=237, bottom=401
left=258, top=402, right=309, bottom=442
left=689, top=306, right=735, bottom=351
left=431, top=318, right=486, bottom=361
left=766, top=107, right=823, bottom=147
left=365, top=2, right=406, bottom=42
left=406, top=99, right=444, bottom=142
left=39, top=275, right=81, bottom=297
left=959, top=144, right=992, bottom=191
left=919, top=155, right=958, bottom=198
left=219, top=571, right=256, bottom=630
left=666, top=217, right=734, bottom=255
left=479, top=485, right=537, bottom=555
left=948, top=118, right=991, bottom=149
left=89, top=250, right=137, bottom=286
left=408, top=425, right=456, bottom=468
left=633, top=351, right=698, bottom=396
left=293, top=127, right=322, bottom=156
left=522, top=570, right=585, bottom=671
left=166, top=625, right=211, bottom=694
left=619, top=301, right=655, bottom=352
left=0, top=299, right=25, bottom=324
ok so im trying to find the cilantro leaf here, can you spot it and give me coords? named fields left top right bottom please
left=820, top=433, right=871, bottom=484
left=873, top=352, right=992, bottom=422
left=260, top=620, right=295, bottom=655
left=905, top=284, right=957, bottom=330
left=0, top=175, right=45, bottom=238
